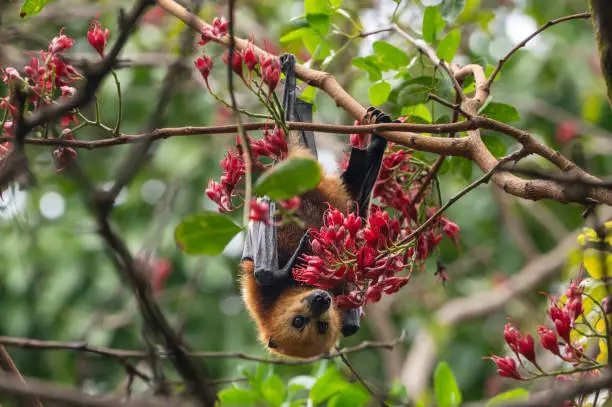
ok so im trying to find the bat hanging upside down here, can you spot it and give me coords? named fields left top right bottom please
left=240, top=103, right=397, bottom=359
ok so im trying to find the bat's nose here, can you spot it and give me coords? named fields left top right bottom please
left=307, top=290, right=331, bottom=317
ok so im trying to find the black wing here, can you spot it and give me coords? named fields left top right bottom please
left=341, top=107, right=391, bottom=218
left=338, top=108, right=393, bottom=337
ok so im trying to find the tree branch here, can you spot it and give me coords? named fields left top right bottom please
left=0, top=334, right=406, bottom=366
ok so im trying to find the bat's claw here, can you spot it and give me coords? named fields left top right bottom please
left=363, top=107, right=394, bottom=125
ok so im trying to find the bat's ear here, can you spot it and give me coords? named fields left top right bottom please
left=268, top=337, right=278, bottom=349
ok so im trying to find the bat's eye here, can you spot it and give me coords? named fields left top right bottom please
left=292, top=316, right=306, bottom=328
left=318, top=321, right=328, bottom=334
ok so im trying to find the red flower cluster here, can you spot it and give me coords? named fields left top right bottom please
left=487, top=279, right=598, bottom=391
left=249, top=126, right=288, bottom=164
left=206, top=124, right=289, bottom=213
left=206, top=148, right=245, bottom=212
left=293, top=198, right=459, bottom=308
left=194, top=15, right=281, bottom=97
left=198, top=16, right=228, bottom=46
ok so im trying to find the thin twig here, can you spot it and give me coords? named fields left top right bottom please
left=336, top=346, right=388, bottom=406
left=485, top=12, right=591, bottom=90
left=0, top=346, right=44, bottom=407
left=412, top=90, right=463, bottom=205
left=0, top=374, right=174, bottom=407
left=0, top=334, right=407, bottom=365
left=226, top=0, right=253, bottom=227
left=387, top=149, right=527, bottom=255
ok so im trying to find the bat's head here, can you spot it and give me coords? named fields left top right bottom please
left=264, top=287, right=341, bottom=358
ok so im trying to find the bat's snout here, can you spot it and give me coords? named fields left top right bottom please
left=306, top=290, right=331, bottom=317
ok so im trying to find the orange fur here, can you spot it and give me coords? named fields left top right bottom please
left=240, top=259, right=342, bottom=358
left=240, top=147, right=352, bottom=359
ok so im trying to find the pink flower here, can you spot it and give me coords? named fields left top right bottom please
left=212, top=17, right=228, bottom=36
left=48, top=28, right=74, bottom=54
left=87, top=17, right=110, bottom=57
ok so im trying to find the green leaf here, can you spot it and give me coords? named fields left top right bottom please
left=305, top=0, right=331, bottom=14
left=328, top=384, right=371, bottom=407
left=280, top=27, right=311, bottom=43
left=422, top=7, right=446, bottom=43
left=398, top=84, right=430, bottom=106
left=262, top=375, right=287, bottom=407
left=174, top=212, right=241, bottom=256
left=436, top=29, right=461, bottom=62
left=19, top=0, right=52, bottom=18
left=486, top=389, right=530, bottom=406
left=310, top=366, right=350, bottom=404
left=433, top=361, right=462, bottom=407
left=369, top=81, right=392, bottom=106
left=441, top=0, right=467, bottom=22
left=460, top=157, right=473, bottom=181
left=401, top=104, right=432, bottom=123
left=352, top=57, right=382, bottom=81
left=479, top=102, right=520, bottom=123
left=254, top=156, right=323, bottom=200
left=218, top=387, right=260, bottom=405
left=307, top=13, right=331, bottom=36
left=330, top=0, right=342, bottom=7
left=300, top=86, right=317, bottom=104
left=482, top=134, right=507, bottom=158
left=302, top=30, right=331, bottom=60
left=373, top=41, right=410, bottom=69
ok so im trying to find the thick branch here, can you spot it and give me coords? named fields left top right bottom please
left=154, top=0, right=612, bottom=207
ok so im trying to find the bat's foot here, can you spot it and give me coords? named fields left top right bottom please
left=363, top=107, right=397, bottom=125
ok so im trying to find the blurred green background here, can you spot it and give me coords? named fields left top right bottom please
left=0, top=0, right=609, bottom=405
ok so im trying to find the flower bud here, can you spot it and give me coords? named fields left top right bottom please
left=195, top=55, right=213, bottom=89
left=486, top=356, right=522, bottom=380
left=87, top=17, right=110, bottom=57
left=538, top=325, right=560, bottom=356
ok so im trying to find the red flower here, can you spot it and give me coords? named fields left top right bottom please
left=538, top=325, right=560, bottom=356
left=485, top=356, right=523, bottom=380
left=517, top=333, right=536, bottom=364
left=279, top=196, right=300, bottom=212
left=87, top=17, right=110, bottom=57
left=366, top=284, right=382, bottom=304
left=53, top=132, right=77, bottom=173
left=212, top=17, right=228, bottom=36
left=48, top=28, right=74, bottom=54
left=503, top=322, right=520, bottom=353
left=248, top=199, right=269, bottom=223
left=441, top=219, right=460, bottom=246
left=548, top=301, right=572, bottom=343
left=260, top=55, right=280, bottom=95
left=223, top=50, right=244, bottom=77
left=244, top=44, right=257, bottom=72
left=195, top=55, right=213, bottom=89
